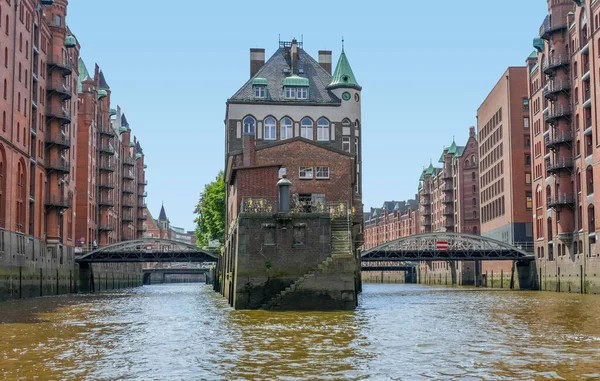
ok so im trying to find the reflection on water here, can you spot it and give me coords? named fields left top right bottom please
left=1, top=284, right=600, bottom=380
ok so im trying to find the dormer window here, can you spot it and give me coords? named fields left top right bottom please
left=252, top=77, right=268, bottom=99
left=283, top=75, right=309, bottom=100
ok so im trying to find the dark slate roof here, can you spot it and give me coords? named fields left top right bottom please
left=121, top=113, right=129, bottom=127
left=136, top=141, right=143, bottom=155
left=98, top=70, right=110, bottom=90
left=407, top=199, right=419, bottom=211
left=229, top=48, right=340, bottom=104
left=158, top=204, right=168, bottom=221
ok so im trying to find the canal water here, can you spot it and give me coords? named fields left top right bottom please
left=1, top=284, right=600, bottom=380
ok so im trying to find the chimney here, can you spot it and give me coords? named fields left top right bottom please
left=250, top=48, right=265, bottom=78
left=291, top=39, right=298, bottom=74
left=277, top=176, right=292, bottom=213
left=469, top=126, right=475, bottom=138
left=318, top=50, right=332, bottom=74
left=242, top=134, right=256, bottom=166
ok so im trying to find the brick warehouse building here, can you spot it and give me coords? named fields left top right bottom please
left=221, top=39, right=363, bottom=310
left=0, top=0, right=147, bottom=299
left=528, top=0, right=600, bottom=293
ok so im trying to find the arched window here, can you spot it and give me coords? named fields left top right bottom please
left=472, top=226, right=478, bottom=235
left=589, top=204, right=595, bottom=234
left=243, top=116, right=255, bottom=135
left=317, top=118, right=329, bottom=141
left=471, top=172, right=476, bottom=180
left=342, top=118, right=351, bottom=126
left=280, top=117, right=293, bottom=140
left=472, top=185, right=476, bottom=193
left=301, top=117, right=313, bottom=140
left=587, top=166, right=594, bottom=195
left=263, top=116, right=276, bottom=140
left=355, top=119, right=360, bottom=129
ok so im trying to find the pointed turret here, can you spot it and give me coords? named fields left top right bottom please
left=425, top=160, right=434, bottom=175
left=158, top=204, right=168, bottom=222
left=77, top=58, right=92, bottom=93
left=448, top=137, right=457, bottom=155
left=328, top=44, right=361, bottom=90
left=98, top=70, right=110, bottom=90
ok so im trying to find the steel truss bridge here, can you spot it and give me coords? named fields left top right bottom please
left=142, top=268, right=210, bottom=275
left=361, top=233, right=535, bottom=262
left=75, top=239, right=218, bottom=263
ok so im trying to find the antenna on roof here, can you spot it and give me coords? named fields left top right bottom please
left=301, top=34, right=303, bottom=46
left=342, top=36, right=345, bottom=51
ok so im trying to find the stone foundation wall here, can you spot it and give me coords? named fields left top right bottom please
left=538, top=256, right=600, bottom=294
left=362, top=271, right=406, bottom=284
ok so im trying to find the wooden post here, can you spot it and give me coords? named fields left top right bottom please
left=501, top=270, right=504, bottom=289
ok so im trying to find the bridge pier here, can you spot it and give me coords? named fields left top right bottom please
left=516, top=260, right=538, bottom=290
left=78, top=263, right=94, bottom=293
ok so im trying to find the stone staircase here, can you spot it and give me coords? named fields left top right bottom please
left=260, top=256, right=334, bottom=310
left=260, top=218, right=353, bottom=310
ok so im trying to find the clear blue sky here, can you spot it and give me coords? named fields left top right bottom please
left=67, top=1, right=547, bottom=230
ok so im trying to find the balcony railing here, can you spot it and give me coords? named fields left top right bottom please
left=544, top=104, right=572, bottom=123
left=547, top=194, right=575, bottom=208
left=45, top=194, right=70, bottom=208
left=442, top=171, right=453, bottom=180
left=98, top=196, right=114, bottom=207
left=544, top=130, right=573, bottom=149
left=442, top=208, right=454, bottom=216
left=45, top=133, right=71, bottom=148
left=45, top=159, right=71, bottom=173
left=99, top=143, right=115, bottom=155
left=122, top=213, right=134, bottom=223
left=138, top=180, right=148, bottom=186
left=122, top=156, right=135, bottom=166
left=138, top=191, right=148, bottom=198
left=542, top=55, right=570, bottom=75
left=442, top=185, right=453, bottom=192
left=47, top=55, right=73, bottom=76
left=99, top=125, right=116, bottom=137
left=122, top=184, right=135, bottom=194
left=546, top=157, right=574, bottom=174
left=46, top=106, right=71, bottom=124
left=46, top=82, right=72, bottom=100
left=122, top=199, right=135, bottom=208
left=99, top=177, right=115, bottom=189
left=98, top=224, right=115, bottom=232
left=137, top=214, right=148, bottom=221
left=543, top=79, right=570, bottom=99
left=123, top=171, right=135, bottom=180
left=442, top=197, right=453, bottom=204
left=99, top=160, right=115, bottom=172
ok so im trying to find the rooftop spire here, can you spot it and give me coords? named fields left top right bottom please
left=327, top=41, right=361, bottom=90
left=158, top=203, right=168, bottom=221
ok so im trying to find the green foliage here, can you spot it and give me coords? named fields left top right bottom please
left=194, top=171, right=225, bottom=249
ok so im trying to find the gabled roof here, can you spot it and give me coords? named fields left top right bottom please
left=328, top=48, right=361, bottom=90
left=98, top=70, right=110, bottom=90
left=229, top=47, right=340, bottom=104
left=425, top=161, right=435, bottom=175
left=455, top=146, right=466, bottom=157
left=254, top=136, right=354, bottom=158
left=77, top=58, right=92, bottom=93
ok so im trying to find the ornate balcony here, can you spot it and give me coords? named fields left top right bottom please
left=544, top=130, right=572, bottom=149
left=46, top=82, right=72, bottom=101
left=98, top=196, right=114, bottom=207
left=122, top=156, right=135, bottom=167
left=99, top=160, right=115, bottom=172
left=544, top=104, right=572, bottom=123
left=45, top=194, right=70, bottom=209
left=543, top=79, right=570, bottom=100
left=45, top=159, right=71, bottom=173
left=123, top=171, right=135, bottom=180
left=99, top=143, right=115, bottom=155
left=98, top=224, right=115, bottom=232
left=46, top=55, right=73, bottom=76
left=542, top=55, right=570, bottom=75
left=46, top=106, right=71, bottom=124
left=547, top=194, right=575, bottom=209
left=45, top=133, right=71, bottom=149
left=540, top=14, right=568, bottom=40
left=546, top=157, right=574, bottom=174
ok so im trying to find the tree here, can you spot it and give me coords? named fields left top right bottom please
left=194, top=171, right=225, bottom=249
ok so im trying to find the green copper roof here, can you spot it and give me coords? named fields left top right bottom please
left=418, top=182, right=423, bottom=190
left=419, top=171, right=424, bottom=181
left=448, top=138, right=457, bottom=155
left=425, top=161, right=435, bottom=175
left=394, top=202, right=401, bottom=211
left=533, top=38, right=544, bottom=53
left=119, top=126, right=127, bottom=134
left=438, top=152, right=445, bottom=163
left=283, top=75, right=309, bottom=87
left=328, top=49, right=361, bottom=90
left=97, top=89, right=108, bottom=99
left=136, top=153, right=142, bottom=160
left=65, top=35, right=76, bottom=48
left=109, top=108, right=117, bottom=116
left=77, top=58, right=91, bottom=94
left=455, top=146, right=466, bottom=157
left=372, top=209, right=379, bottom=217
left=144, top=164, right=147, bottom=169
left=252, top=77, right=268, bottom=86
left=129, top=141, right=135, bottom=147
left=528, top=50, right=538, bottom=59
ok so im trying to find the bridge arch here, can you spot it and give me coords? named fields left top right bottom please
left=361, top=233, right=534, bottom=261
left=76, top=238, right=218, bottom=263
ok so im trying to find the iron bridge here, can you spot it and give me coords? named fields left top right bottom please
left=361, top=233, right=534, bottom=262
left=75, top=239, right=218, bottom=263
left=142, top=268, right=210, bottom=275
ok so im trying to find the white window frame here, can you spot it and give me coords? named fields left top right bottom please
left=264, top=117, right=276, bottom=140
left=301, top=118, right=313, bottom=140
left=342, top=137, right=351, bottom=152
left=243, top=117, right=255, bottom=135
left=281, top=117, right=293, bottom=140
left=285, top=87, right=296, bottom=99
left=317, top=118, right=329, bottom=141
left=297, top=87, right=308, bottom=99
left=254, top=86, right=265, bottom=98
left=299, top=166, right=313, bottom=179
left=316, top=166, right=330, bottom=179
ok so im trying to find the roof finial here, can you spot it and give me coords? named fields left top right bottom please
left=341, top=36, right=345, bottom=52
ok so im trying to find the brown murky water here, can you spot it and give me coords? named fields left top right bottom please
left=1, top=284, right=600, bottom=380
